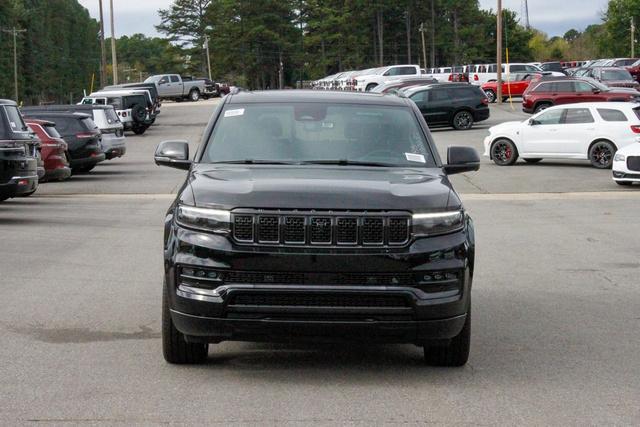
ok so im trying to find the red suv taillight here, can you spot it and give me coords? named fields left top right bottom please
left=76, top=132, right=96, bottom=139
left=630, top=125, right=640, bottom=133
left=474, top=74, right=479, bottom=81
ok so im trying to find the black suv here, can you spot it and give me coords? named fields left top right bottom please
left=404, top=83, right=490, bottom=130
left=156, top=91, right=479, bottom=366
left=0, top=99, right=39, bottom=201
left=22, top=112, right=105, bottom=173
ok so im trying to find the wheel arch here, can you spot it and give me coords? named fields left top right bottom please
left=588, top=138, right=617, bottom=156
left=489, top=136, right=518, bottom=160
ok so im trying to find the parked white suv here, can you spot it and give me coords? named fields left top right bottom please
left=355, top=65, right=421, bottom=91
left=471, top=63, right=549, bottom=86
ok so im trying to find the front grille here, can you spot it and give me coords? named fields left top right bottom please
left=229, top=292, right=409, bottom=308
left=627, top=156, right=640, bottom=172
left=221, top=270, right=416, bottom=286
left=232, top=210, right=410, bottom=247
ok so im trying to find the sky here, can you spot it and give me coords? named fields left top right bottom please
left=78, top=0, right=609, bottom=38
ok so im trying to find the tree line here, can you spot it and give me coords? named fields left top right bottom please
left=1, top=0, right=639, bottom=103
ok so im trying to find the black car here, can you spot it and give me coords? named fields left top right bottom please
left=0, top=99, right=39, bottom=201
left=21, top=112, right=105, bottom=173
left=155, top=90, right=479, bottom=366
left=540, top=61, right=566, bottom=74
left=404, top=83, right=490, bottom=130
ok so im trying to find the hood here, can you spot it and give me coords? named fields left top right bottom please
left=604, top=81, right=639, bottom=89
left=183, top=165, right=457, bottom=211
left=606, top=86, right=640, bottom=94
left=489, top=120, right=523, bottom=133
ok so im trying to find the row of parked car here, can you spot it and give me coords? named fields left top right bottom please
left=0, top=82, right=166, bottom=201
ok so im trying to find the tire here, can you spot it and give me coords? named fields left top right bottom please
left=365, top=83, right=378, bottom=92
left=615, top=180, right=632, bottom=186
left=534, top=102, right=551, bottom=114
left=588, top=140, right=616, bottom=169
left=491, top=138, right=519, bottom=166
left=452, top=110, right=474, bottom=130
left=523, top=158, right=542, bottom=163
left=162, top=280, right=208, bottom=364
left=424, top=307, right=470, bottom=367
left=189, top=89, right=200, bottom=102
left=484, top=89, right=496, bottom=103
left=131, top=104, right=146, bottom=123
left=132, top=124, right=147, bottom=135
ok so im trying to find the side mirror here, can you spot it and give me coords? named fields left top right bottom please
left=443, top=146, right=480, bottom=175
left=154, top=140, right=191, bottom=170
left=528, top=118, right=539, bottom=125
left=592, top=88, right=601, bottom=94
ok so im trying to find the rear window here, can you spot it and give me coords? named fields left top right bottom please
left=43, top=124, right=61, bottom=138
left=597, top=108, right=628, bottom=122
left=80, top=117, right=99, bottom=132
left=124, top=96, right=146, bottom=109
left=50, top=117, right=82, bottom=135
left=4, top=105, right=28, bottom=132
left=104, top=108, right=120, bottom=124
left=601, top=69, right=633, bottom=81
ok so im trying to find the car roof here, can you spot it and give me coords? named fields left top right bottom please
left=90, top=90, right=148, bottom=96
left=21, top=111, right=92, bottom=119
left=543, top=102, right=639, bottom=110
left=24, top=118, right=55, bottom=126
left=226, top=90, right=410, bottom=106
left=0, top=99, right=18, bottom=106
left=22, top=104, right=114, bottom=111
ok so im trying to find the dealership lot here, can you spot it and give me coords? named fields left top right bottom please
left=1, top=100, right=639, bottom=424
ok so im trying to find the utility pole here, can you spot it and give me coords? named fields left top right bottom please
left=521, top=0, right=530, bottom=30
left=204, top=35, right=212, bottom=80
left=496, top=0, right=503, bottom=104
left=110, top=0, right=118, bottom=85
left=430, top=0, right=436, bottom=68
left=632, top=17, right=636, bottom=58
left=419, top=23, right=427, bottom=71
left=2, top=27, right=26, bottom=102
left=98, top=0, right=107, bottom=88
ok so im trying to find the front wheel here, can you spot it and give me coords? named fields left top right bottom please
left=589, top=140, right=616, bottom=169
left=424, top=307, right=470, bottom=367
left=452, top=110, right=474, bottom=130
left=491, top=138, right=519, bottom=166
left=162, top=281, right=208, bottom=364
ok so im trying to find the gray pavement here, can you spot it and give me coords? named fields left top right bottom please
left=1, top=99, right=639, bottom=425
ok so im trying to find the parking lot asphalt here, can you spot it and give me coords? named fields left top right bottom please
left=1, top=99, right=639, bottom=425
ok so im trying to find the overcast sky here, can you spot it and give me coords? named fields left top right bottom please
left=78, top=0, right=608, bottom=38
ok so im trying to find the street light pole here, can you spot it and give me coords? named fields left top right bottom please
left=496, top=0, right=503, bottom=104
left=110, top=0, right=118, bottom=85
left=2, top=27, right=26, bottom=102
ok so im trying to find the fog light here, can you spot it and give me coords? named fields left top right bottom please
left=182, top=268, right=195, bottom=276
left=445, top=272, right=458, bottom=280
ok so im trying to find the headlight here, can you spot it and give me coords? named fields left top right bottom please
left=175, top=205, right=231, bottom=233
left=614, top=153, right=625, bottom=162
left=412, top=210, right=465, bottom=237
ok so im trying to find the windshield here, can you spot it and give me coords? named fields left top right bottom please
left=601, top=69, right=633, bottom=81
left=201, top=103, right=435, bottom=167
left=4, top=106, right=28, bottom=132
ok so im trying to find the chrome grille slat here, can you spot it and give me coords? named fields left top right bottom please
left=231, top=210, right=410, bottom=247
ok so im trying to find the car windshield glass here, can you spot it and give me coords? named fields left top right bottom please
left=4, top=106, right=28, bottom=132
left=601, top=69, right=633, bottom=80
left=43, top=124, right=61, bottom=138
left=202, top=103, right=435, bottom=167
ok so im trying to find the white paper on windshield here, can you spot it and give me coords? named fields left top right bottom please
left=405, top=153, right=426, bottom=163
left=224, top=108, right=245, bottom=117
left=9, top=121, right=17, bottom=129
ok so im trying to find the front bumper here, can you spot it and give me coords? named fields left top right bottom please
left=613, top=160, right=640, bottom=182
left=165, top=221, right=474, bottom=345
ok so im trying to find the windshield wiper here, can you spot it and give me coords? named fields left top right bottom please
left=210, top=159, right=297, bottom=165
left=300, top=159, right=396, bottom=167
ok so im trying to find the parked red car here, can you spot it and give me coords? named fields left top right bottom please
left=625, top=59, right=640, bottom=82
left=521, top=77, right=640, bottom=114
left=481, top=73, right=539, bottom=103
left=25, top=119, right=71, bottom=181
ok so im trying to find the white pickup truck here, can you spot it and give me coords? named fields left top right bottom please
left=144, top=74, right=215, bottom=102
left=354, top=65, right=422, bottom=91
